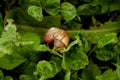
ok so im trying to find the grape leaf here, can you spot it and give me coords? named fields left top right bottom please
left=61, top=2, right=77, bottom=21
left=27, top=6, right=43, bottom=21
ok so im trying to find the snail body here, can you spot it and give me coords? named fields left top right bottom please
left=44, top=27, right=70, bottom=53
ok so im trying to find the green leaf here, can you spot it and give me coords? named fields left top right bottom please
left=109, top=0, right=120, bottom=12
left=64, top=38, right=78, bottom=52
left=2, top=19, right=17, bottom=42
left=71, top=72, right=81, bottom=80
left=17, top=32, right=40, bottom=50
left=102, top=69, right=117, bottom=80
left=0, top=42, right=13, bottom=57
left=94, top=33, right=119, bottom=61
left=5, top=76, right=13, bottom=80
left=67, top=20, right=82, bottom=29
left=5, top=8, right=61, bottom=28
left=27, top=6, right=43, bottom=21
left=0, top=19, right=18, bottom=56
left=62, top=38, right=89, bottom=70
left=20, top=62, right=36, bottom=76
left=77, top=3, right=99, bottom=15
left=0, top=70, right=4, bottom=80
left=0, top=13, right=3, bottom=34
left=96, top=69, right=117, bottom=80
left=0, top=53, right=26, bottom=70
left=50, top=56, right=62, bottom=73
left=61, top=2, right=77, bottom=21
left=97, top=0, right=109, bottom=13
left=0, top=20, right=26, bottom=69
left=34, top=44, right=62, bottom=57
left=0, top=13, right=3, bottom=27
left=19, top=75, right=32, bottom=80
left=37, top=60, right=58, bottom=79
left=39, top=0, right=46, bottom=6
left=44, top=0, right=60, bottom=16
left=0, top=70, right=13, bottom=80
left=95, top=44, right=119, bottom=61
left=81, top=62, right=101, bottom=80
left=19, top=0, right=41, bottom=8
left=64, top=70, right=71, bottom=80
left=88, top=21, right=120, bottom=43
left=97, top=33, right=118, bottom=48
left=34, top=44, right=50, bottom=52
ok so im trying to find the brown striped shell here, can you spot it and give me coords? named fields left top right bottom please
left=44, top=27, right=70, bottom=52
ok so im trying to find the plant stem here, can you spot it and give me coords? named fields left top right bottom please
left=16, top=24, right=120, bottom=39
left=39, top=76, right=46, bottom=80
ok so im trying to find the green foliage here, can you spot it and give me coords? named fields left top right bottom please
left=19, top=75, right=33, bottom=80
left=62, top=36, right=89, bottom=70
left=4, top=76, right=13, bottom=80
left=37, top=60, right=57, bottom=79
left=81, top=62, right=101, bottom=80
left=0, top=0, right=120, bottom=80
left=97, top=33, right=118, bottom=48
left=0, top=13, right=3, bottom=34
left=77, top=3, right=99, bottom=15
left=17, top=32, right=40, bottom=50
left=94, top=33, right=119, bottom=61
left=0, top=19, right=26, bottom=70
left=43, top=0, right=60, bottom=16
left=0, top=70, right=13, bottom=80
left=96, top=69, right=118, bottom=80
left=61, top=2, right=77, bottom=21
left=27, top=6, right=43, bottom=21
left=0, top=70, right=4, bottom=80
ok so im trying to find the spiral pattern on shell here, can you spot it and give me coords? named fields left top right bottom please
left=44, top=27, right=70, bottom=48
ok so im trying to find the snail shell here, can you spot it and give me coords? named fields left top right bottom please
left=44, top=27, right=70, bottom=52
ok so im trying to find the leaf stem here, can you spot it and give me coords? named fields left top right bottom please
left=64, top=70, right=71, bottom=80
left=39, top=76, right=46, bottom=80
left=17, top=24, right=120, bottom=38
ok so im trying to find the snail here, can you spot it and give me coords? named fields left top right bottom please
left=44, top=27, right=70, bottom=53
